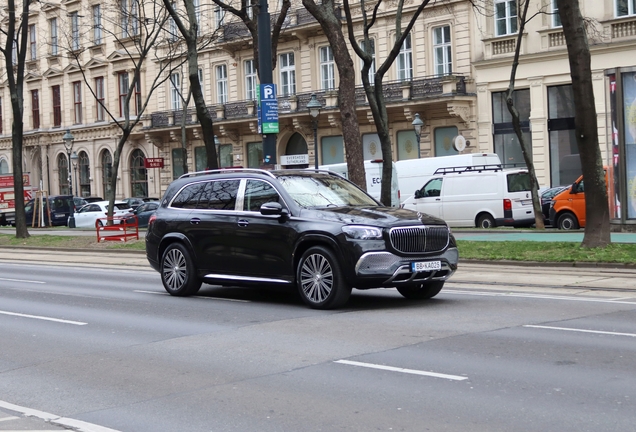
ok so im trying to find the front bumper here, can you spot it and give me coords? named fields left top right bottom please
left=353, top=246, right=458, bottom=288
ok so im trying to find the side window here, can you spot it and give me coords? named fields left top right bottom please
left=574, top=180, right=584, bottom=194
left=198, top=179, right=240, bottom=210
left=243, top=179, right=280, bottom=212
left=171, top=182, right=207, bottom=209
left=422, top=178, right=443, bottom=197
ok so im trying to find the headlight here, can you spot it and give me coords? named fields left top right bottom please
left=342, top=225, right=383, bottom=240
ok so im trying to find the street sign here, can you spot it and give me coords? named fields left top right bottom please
left=259, top=84, right=279, bottom=134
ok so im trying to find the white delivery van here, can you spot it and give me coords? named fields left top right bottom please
left=319, top=160, right=400, bottom=207
left=395, top=153, right=502, bottom=203
left=401, top=166, right=535, bottom=228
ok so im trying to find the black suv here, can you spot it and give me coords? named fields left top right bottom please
left=145, top=169, right=458, bottom=309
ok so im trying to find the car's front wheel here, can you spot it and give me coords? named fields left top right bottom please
left=557, top=212, right=579, bottom=230
left=397, top=281, right=444, bottom=300
left=297, top=246, right=351, bottom=309
left=161, top=243, right=201, bottom=296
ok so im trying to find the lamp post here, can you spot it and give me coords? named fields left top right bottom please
left=412, top=113, right=424, bottom=157
left=307, top=93, right=322, bottom=169
left=71, top=151, right=79, bottom=198
left=214, top=135, right=221, bottom=169
left=62, top=129, right=76, bottom=228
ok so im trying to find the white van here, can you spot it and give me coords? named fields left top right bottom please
left=319, top=160, right=400, bottom=207
left=402, top=166, right=535, bottom=228
left=395, top=153, right=502, bottom=203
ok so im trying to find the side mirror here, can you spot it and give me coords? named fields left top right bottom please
left=260, top=202, right=288, bottom=217
left=570, top=183, right=577, bottom=194
left=414, top=190, right=422, bottom=199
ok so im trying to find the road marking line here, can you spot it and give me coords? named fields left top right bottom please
left=444, top=289, right=636, bottom=305
left=334, top=360, right=468, bottom=381
left=524, top=325, right=636, bottom=338
left=0, top=277, right=45, bottom=284
left=0, top=399, right=121, bottom=432
left=0, top=310, right=87, bottom=326
left=0, top=415, right=19, bottom=422
left=134, top=290, right=250, bottom=302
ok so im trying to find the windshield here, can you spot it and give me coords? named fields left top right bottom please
left=277, top=174, right=379, bottom=208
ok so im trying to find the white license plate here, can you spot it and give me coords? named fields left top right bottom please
left=411, top=261, right=441, bottom=272
left=521, top=199, right=532, bottom=206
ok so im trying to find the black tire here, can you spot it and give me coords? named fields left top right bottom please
left=97, top=220, right=104, bottom=227
left=297, top=246, right=351, bottom=310
left=557, top=212, right=579, bottom=230
left=397, top=281, right=445, bottom=300
left=161, top=243, right=202, bottom=296
left=477, top=213, right=496, bottom=229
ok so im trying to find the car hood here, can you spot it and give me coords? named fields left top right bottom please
left=299, top=205, right=447, bottom=227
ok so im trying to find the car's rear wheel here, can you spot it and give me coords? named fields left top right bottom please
left=557, top=212, right=579, bottom=230
left=297, top=246, right=351, bottom=309
left=477, top=213, right=496, bottom=229
left=161, top=243, right=201, bottom=296
left=397, top=281, right=445, bottom=300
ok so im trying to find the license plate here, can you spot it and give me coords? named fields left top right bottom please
left=521, top=199, right=532, bottom=206
left=411, top=261, right=441, bottom=272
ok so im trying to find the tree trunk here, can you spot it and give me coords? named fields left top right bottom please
left=557, top=0, right=611, bottom=247
left=302, top=0, right=365, bottom=190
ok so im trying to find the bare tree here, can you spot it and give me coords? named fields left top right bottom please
left=0, top=0, right=35, bottom=239
left=343, top=0, right=431, bottom=205
left=163, top=0, right=220, bottom=170
left=556, top=0, right=610, bottom=247
left=503, top=0, right=544, bottom=229
left=65, top=0, right=186, bottom=220
left=303, top=0, right=366, bottom=190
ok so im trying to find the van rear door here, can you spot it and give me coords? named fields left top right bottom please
left=505, top=171, right=534, bottom=225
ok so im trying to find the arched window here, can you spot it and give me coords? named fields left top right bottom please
left=102, top=150, right=112, bottom=199
left=57, top=153, right=69, bottom=194
left=79, top=151, right=91, bottom=197
left=0, top=158, right=9, bottom=174
left=130, top=149, right=148, bottom=197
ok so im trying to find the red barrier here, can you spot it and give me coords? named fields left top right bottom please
left=96, top=216, right=139, bottom=242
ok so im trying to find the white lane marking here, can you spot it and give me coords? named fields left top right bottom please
left=0, top=399, right=121, bottom=432
left=0, top=277, right=45, bottom=284
left=0, top=310, right=87, bottom=326
left=134, top=290, right=250, bottom=302
left=524, top=325, right=636, bottom=338
left=0, top=415, right=20, bottom=422
left=334, top=360, right=468, bottom=381
left=444, top=289, right=636, bottom=305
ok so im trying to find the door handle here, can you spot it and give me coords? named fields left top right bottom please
left=436, top=198, right=441, bottom=201
left=238, top=219, right=249, bottom=227
left=190, top=218, right=201, bottom=225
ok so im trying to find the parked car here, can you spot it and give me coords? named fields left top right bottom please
left=540, top=186, right=568, bottom=224
left=84, top=196, right=104, bottom=203
left=129, top=201, right=159, bottom=228
left=23, top=195, right=75, bottom=227
left=74, top=196, right=88, bottom=210
left=73, top=200, right=133, bottom=228
left=146, top=169, right=459, bottom=309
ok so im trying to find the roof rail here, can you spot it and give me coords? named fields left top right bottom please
left=178, top=168, right=277, bottom=179
left=282, top=168, right=347, bottom=178
left=434, top=164, right=504, bottom=175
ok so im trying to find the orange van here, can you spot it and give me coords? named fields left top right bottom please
left=548, top=168, right=611, bottom=230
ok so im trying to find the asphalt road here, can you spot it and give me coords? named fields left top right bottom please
left=1, top=260, right=636, bottom=431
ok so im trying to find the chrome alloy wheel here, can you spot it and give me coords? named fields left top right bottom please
left=162, top=247, right=187, bottom=291
left=300, top=253, right=334, bottom=304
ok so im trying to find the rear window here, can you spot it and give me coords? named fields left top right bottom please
left=49, top=197, right=72, bottom=211
left=507, top=172, right=531, bottom=192
left=114, top=203, right=132, bottom=210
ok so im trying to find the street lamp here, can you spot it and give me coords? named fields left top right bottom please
left=412, top=113, right=424, bottom=157
left=71, top=151, right=79, bottom=198
left=62, top=129, right=76, bottom=228
left=214, top=135, right=221, bottom=169
left=307, top=93, right=322, bottom=169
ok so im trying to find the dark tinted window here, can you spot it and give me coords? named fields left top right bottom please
left=114, top=203, right=132, bottom=210
left=171, top=182, right=207, bottom=209
left=50, top=197, right=72, bottom=211
left=243, top=180, right=280, bottom=212
left=507, top=172, right=531, bottom=192
left=198, top=179, right=240, bottom=210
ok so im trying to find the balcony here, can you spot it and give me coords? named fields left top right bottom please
left=147, top=75, right=469, bottom=129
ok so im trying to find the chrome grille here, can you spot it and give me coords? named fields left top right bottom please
left=389, top=226, right=449, bottom=253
